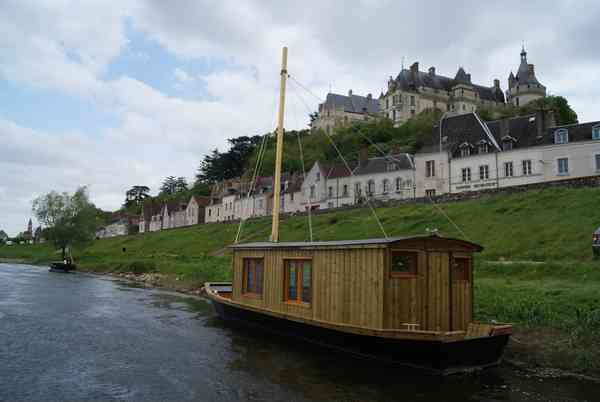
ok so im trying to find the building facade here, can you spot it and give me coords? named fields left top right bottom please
left=506, top=47, right=546, bottom=107
left=380, top=62, right=506, bottom=126
left=313, top=90, right=380, bottom=134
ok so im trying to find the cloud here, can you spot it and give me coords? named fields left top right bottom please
left=1, top=0, right=599, bottom=235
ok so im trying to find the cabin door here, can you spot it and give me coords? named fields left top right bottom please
left=424, top=252, right=451, bottom=331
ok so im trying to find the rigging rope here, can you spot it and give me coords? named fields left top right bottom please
left=289, top=77, right=389, bottom=239
left=287, top=73, right=473, bottom=241
left=289, top=84, right=314, bottom=241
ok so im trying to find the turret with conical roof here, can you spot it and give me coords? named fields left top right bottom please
left=506, top=46, right=546, bottom=107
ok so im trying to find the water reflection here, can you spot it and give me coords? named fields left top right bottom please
left=0, top=263, right=597, bottom=402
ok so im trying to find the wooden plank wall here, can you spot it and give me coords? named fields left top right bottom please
left=424, top=252, right=450, bottom=332
left=451, top=281, right=471, bottom=331
left=382, top=251, right=423, bottom=329
left=232, top=248, right=384, bottom=328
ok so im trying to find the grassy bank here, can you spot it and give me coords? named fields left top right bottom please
left=2, top=186, right=600, bottom=373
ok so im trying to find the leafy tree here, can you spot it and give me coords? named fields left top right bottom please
left=523, top=96, right=578, bottom=125
left=175, top=177, right=188, bottom=193
left=124, top=185, right=150, bottom=208
left=160, top=176, right=178, bottom=195
left=32, top=187, right=100, bottom=260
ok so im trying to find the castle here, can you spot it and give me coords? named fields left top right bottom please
left=314, top=47, right=547, bottom=130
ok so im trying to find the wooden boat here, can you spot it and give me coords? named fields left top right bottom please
left=204, top=47, right=512, bottom=375
left=49, top=262, right=76, bottom=273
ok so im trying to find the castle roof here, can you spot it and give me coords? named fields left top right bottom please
left=510, top=47, right=544, bottom=89
left=391, top=65, right=505, bottom=103
left=321, top=92, right=380, bottom=115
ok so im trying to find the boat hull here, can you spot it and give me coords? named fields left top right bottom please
left=49, top=262, right=76, bottom=273
left=210, top=297, right=509, bottom=375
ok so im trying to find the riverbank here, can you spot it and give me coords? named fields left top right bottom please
left=2, top=186, right=600, bottom=375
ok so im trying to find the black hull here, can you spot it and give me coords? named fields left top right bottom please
left=49, top=262, right=76, bottom=273
left=211, top=298, right=509, bottom=375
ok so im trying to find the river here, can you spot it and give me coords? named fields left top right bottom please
left=0, top=263, right=597, bottom=401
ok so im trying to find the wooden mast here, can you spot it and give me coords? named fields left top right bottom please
left=270, top=46, right=288, bottom=243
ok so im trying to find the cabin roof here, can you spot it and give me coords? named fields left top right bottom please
left=230, top=234, right=482, bottom=251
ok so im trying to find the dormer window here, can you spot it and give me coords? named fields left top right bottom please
left=459, top=143, right=471, bottom=157
left=386, top=162, right=397, bottom=172
left=554, top=128, right=568, bottom=144
left=593, top=125, right=600, bottom=140
left=501, top=136, right=515, bottom=151
left=478, top=142, right=489, bottom=154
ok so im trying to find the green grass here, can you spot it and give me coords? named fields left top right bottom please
left=3, top=186, right=600, bottom=373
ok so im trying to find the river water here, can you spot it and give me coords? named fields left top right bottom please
left=0, top=263, right=597, bottom=402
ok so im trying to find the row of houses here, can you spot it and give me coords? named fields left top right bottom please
left=202, top=109, right=600, bottom=224
left=138, top=195, right=210, bottom=233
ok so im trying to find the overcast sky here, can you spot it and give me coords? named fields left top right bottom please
left=1, top=0, right=598, bottom=236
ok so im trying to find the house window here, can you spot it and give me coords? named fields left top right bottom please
left=479, top=165, right=489, bottom=180
left=452, top=257, right=470, bottom=281
left=593, top=126, right=600, bottom=140
left=316, top=172, right=320, bottom=181
left=425, top=160, right=435, bottom=177
left=387, top=162, right=397, bottom=172
left=554, top=129, right=569, bottom=144
left=410, top=96, right=415, bottom=106
left=342, top=185, right=348, bottom=197
left=386, top=98, right=389, bottom=109
left=557, top=158, right=569, bottom=175
left=461, top=167, right=471, bottom=183
left=208, top=209, right=212, bottom=217
left=258, top=199, right=263, bottom=209
left=405, top=179, right=412, bottom=188
left=595, top=154, right=600, bottom=171
left=367, top=180, right=375, bottom=195
left=290, top=192, right=294, bottom=201
left=460, top=146, right=471, bottom=157
left=284, top=259, right=312, bottom=303
left=243, top=258, right=264, bottom=295
left=392, top=110, right=396, bottom=120
left=328, top=186, right=333, bottom=198
left=522, top=160, right=532, bottom=176
left=478, top=143, right=488, bottom=154
left=504, top=161, right=514, bottom=177
left=310, top=185, right=315, bottom=199
left=390, top=250, right=418, bottom=277
left=395, top=177, right=402, bottom=191
left=383, top=179, right=390, bottom=193
left=502, top=140, right=513, bottom=151
left=354, top=182, right=362, bottom=196
left=425, top=189, right=436, bottom=198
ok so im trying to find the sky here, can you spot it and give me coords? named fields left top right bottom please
left=1, top=0, right=599, bottom=236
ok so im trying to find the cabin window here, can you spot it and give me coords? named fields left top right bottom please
left=243, top=258, right=264, bottom=295
left=390, top=251, right=418, bottom=277
left=452, top=257, right=470, bottom=281
left=284, top=259, right=312, bottom=304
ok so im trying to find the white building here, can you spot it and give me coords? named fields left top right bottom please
left=415, top=111, right=600, bottom=197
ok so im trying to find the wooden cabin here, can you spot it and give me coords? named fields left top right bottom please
left=229, top=234, right=482, bottom=334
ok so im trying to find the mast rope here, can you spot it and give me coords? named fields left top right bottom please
left=289, top=84, right=313, bottom=241
left=234, top=101, right=277, bottom=243
left=289, top=77, right=388, bottom=239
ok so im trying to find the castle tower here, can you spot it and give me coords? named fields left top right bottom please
left=506, top=46, right=546, bottom=107
left=27, top=219, right=32, bottom=235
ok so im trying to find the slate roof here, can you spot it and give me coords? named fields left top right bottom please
left=353, top=153, right=414, bottom=175
left=419, top=112, right=600, bottom=156
left=141, top=199, right=162, bottom=220
left=322, top=92, right=380, bottom=115
left=325, top=162, right=355, bottom=179
left=192, top=196, right=211, bottom=207
left=391, top=66, right=505, bottom=103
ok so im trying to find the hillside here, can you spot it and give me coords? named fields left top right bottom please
left=3, top=186, right=600, bottom=373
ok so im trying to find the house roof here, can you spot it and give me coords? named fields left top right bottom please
left=419, top=111, right=600, bottom=155
left=191, top=196, right=211, bottom=207
left=322, top=92, right=380, bottom=115
left=230, top=234, right=482, bottom=251
left=353, top=153, right=413, bottom=175
left=390, top=65, right=505, bottom=103
left=325, top=162, right=354, bottom=179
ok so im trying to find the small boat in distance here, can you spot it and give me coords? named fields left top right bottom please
left=49, top=260, right=76, bottom=273
left=205, top=47, right=512, bottom=375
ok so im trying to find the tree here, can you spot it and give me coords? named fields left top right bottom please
left=124, top=185, right=150, bottom=208
left=523, top=96, right=578, bottom=125
left=160, top=176, right=178, bottom=195
left=32, top=187, right=100, bottom=260
left=174, top=177, right=188, bottom=193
